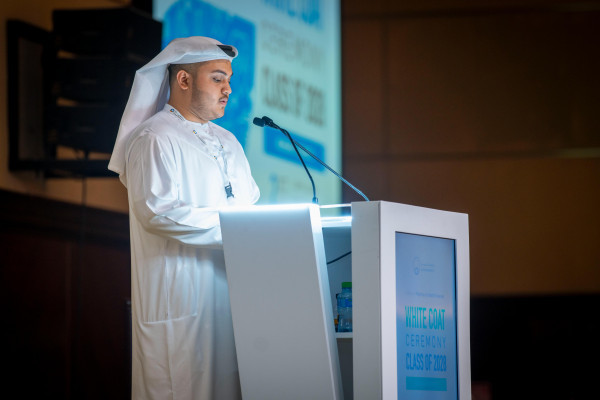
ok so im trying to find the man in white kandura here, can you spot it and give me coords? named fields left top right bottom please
left=108, top=36, right=260, bottom=400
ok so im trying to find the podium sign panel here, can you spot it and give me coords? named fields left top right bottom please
left=395, top=233, right=458, bottom=398
left=352, top=201, right=470, bottom=400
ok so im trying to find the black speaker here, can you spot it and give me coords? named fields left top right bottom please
left=52, top=7, right=160, bottom=58
left=46, top=7, right=161, bottom=155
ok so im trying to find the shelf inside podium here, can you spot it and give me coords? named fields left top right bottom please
left=336, top=332, right=353, bottom=340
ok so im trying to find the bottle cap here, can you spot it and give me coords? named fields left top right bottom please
left=342, top=281, right=352, bottom=288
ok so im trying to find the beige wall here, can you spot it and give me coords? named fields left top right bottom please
left=0, top=0, right=130, bottom=212
left=342, top=0, right=600, bottom=295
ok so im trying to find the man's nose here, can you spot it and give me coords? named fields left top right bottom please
left=223, top=82, right=232, bottom=95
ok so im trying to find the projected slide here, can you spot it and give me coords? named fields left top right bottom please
left=396, top=233, right=458, bottom=399
left=153, top=0, right=342, bottom=205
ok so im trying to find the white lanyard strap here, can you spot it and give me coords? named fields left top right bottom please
left=169, top=108, right=235, bottom=198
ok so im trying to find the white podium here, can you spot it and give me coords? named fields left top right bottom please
left=219, top=201, right=471, bottom=400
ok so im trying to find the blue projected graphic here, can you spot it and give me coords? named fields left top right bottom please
left=263, top=126, right=325, bottom=171
left=263, top=0, right=322, bottom=28
left=162, top=0, right=255, bottom=148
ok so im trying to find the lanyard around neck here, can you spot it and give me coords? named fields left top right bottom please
left=169, top=107, right=235, bottom=198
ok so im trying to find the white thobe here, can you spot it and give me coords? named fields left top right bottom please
left=122, top=104, right=259, bottom=399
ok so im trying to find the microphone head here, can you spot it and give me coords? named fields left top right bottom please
left=262, top=116, right=275, bottom=127
left=252, top=117, right=265, bottom=127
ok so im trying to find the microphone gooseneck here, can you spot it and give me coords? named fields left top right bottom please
left=253, top=116, right=369, bottom=202
left=255, top=116, right=318, bottom=204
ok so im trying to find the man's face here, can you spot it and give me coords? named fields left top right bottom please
left=188, top=59, right=233, bottom=123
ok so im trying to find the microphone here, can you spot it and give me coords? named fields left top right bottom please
left=253, top=116, right=369, bottom=202
left=254, top=116, right=318, bottom=204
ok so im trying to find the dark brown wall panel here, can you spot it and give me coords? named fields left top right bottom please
left=342, top=19, right=387, bottom=158
left=342, top=3, right=600, bottom=295
left=0, top=189, right=130, bottom=399
left=387, top=10, right=600, bottom=156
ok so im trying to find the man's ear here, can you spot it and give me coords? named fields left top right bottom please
left=176, top=69, right=191, bottom=90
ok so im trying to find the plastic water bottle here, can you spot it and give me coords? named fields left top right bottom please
left=334, top=293, right=339, bottom=332
left=337, top=282, right=352, bottom=332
